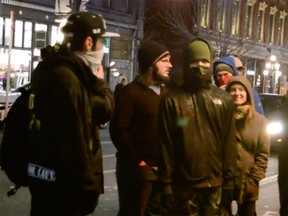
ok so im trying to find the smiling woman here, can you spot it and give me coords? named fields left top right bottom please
left=228, top=83, right=248, bottom=106
left=224, top=76, right=270, bottom=216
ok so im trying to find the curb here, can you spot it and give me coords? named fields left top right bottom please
left=260, top=174, right=278, bottom=187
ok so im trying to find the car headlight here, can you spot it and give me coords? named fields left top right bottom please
left=266, top=122, right=283, bottom=135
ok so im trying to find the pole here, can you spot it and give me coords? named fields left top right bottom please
left=4, top=11, right=15, bottom=117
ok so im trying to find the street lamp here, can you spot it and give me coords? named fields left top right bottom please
left=263, top=55, right=281, bottom=94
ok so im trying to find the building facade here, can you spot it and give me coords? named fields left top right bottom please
left=0, top=0, right=144, bottom=90
left=145, top=0, right=288, bottom=94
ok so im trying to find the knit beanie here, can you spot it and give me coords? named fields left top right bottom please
left=185, top=38, right=211, bottom=64
left=215, top=63, right=234, bottom=75
left=138, top=40, right=170, bottom=73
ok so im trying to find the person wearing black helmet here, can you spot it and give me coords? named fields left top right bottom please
left=28, top=12, right=116, bottom=215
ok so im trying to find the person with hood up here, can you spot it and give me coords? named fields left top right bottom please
left=109, top=40, right=172, bottom=216
left=158, top=38, right=237, bottom=215
left=213, top=56, right=264, bottom=115
left=223, top=76, right=270, bottom=216
left=28, top=12, right=115, bottom=215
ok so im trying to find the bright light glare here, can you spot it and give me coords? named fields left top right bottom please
left=270, top=55, right=276, bottom=61
left=113, top=71, right=120, bottom=77
left=267, top=122, right=283, bottom=135
left=263, top=70, right=269, bottom=76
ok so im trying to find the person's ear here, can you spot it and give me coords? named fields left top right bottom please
left=83, top=36, right=93, bottom=51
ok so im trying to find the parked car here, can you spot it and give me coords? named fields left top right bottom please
left=259, top=93, right=287, bottom=150
left=0, top=90, right=22, bottom=122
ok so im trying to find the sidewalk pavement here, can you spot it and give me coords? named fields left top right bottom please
left=0, top=172, right=280, bottom=216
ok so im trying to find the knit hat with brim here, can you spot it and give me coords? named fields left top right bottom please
left=138, top=40, right=170, bottom=73
left=215, top=63, right=234, bottom=75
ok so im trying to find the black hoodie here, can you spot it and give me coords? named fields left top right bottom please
left=28, top=44, right=114, bottom=214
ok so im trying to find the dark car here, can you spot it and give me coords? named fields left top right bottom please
left=259, top=93, right=287, bottom=150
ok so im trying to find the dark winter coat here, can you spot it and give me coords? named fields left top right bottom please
left=109, top=77, right=168, bottom=167
left=226, top=76, right=270, bottom=203
left=28, top=44, right=114, bottom=214
left=158, top=84, right=237, bottom=194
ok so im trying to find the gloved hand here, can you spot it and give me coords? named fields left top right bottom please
left=221, top=189, right=234, bottom=207
left=161, top=194, right=176, bottom=216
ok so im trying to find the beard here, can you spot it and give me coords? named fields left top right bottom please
left=183, top=66, right=212, bottom=91
left=152, top=69, right=170, bottom=83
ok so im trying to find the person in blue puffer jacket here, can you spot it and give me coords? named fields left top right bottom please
left=213, top=56, right=264, bottom=115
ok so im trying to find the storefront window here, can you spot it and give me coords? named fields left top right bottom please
left=0, top=49, right=31, bottom=90
left=35, top=23, right=47, bottom=49
left=24, top=22, right=32, bottom=48
left=51, top=25, right=62, bottom=46
left=4, top=18, right=11, bottom=46
left=0, top=18, right=3, bottom=45
left=14, top=20, right=23, bottom=47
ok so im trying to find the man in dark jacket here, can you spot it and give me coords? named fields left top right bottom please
left=109, top=40, right=172, bottom=216
left=158, top=38, right=237, bottom=215
left=28, top=12, right=115, bottom=215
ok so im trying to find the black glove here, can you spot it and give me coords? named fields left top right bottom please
left=161, top=194, right=176, bottom=216
left=221, top=189, right=234, bottom=207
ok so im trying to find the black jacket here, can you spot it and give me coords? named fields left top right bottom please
left=158, top=85, right=237, bottom=193
left=109, top=78, right=168, bottom=167
left=28, top=44, right=114, bottom=214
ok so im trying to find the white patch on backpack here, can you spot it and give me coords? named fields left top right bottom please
left=28, top=163, right=56, bottom=182
left=212, top=98, right=223, bottom=105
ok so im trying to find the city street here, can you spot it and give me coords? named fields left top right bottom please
left=0, top=128, right=281, bottom=215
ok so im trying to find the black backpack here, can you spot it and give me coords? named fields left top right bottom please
left=0, top=85, right=32, bottom=196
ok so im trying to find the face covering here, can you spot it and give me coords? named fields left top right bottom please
left=183, top=66, right=212, bottom=91
left=74, top=50, right=104, bottom=73
left=218, top=75, right=231, bottom=87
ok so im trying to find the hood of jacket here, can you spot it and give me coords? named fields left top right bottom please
left=213, top=56, right=239, bottom=87
left=32, top=44, right=98, bottom=94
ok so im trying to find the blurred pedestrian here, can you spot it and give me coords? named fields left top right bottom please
left=109, top=40, right=172, bottom=216
left=114, top=76, right=128, bottom=96
left=158, top=38, right=237, bottom=215
left=232, top=55, right=245, bottom=76
left=223, top=76, right=270, bottom=216
left=213, top=56, right=264, bottom=115
left=28, top=11, right=115, bottom=215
